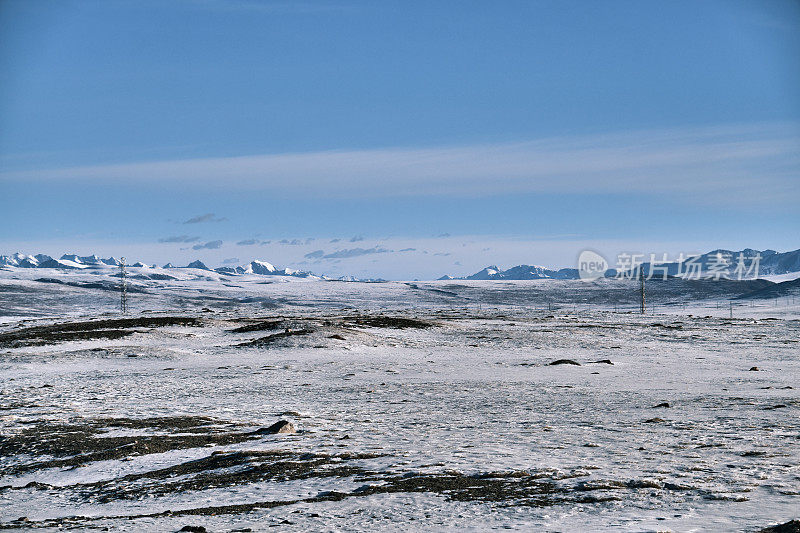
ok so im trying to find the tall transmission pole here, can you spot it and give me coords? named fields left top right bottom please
left=120, top=257, right=128, bottom=314
left=639, top=268, right=646, bottom=315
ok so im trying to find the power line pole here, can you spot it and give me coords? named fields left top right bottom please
left=120, top=257, right=128, bottom=314
left=639, top=268, right=645, bottom=315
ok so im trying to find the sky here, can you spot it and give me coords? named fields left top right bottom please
left=1, top=0, right=799, bottom=279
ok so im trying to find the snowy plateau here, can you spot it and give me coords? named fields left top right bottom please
left=0, top=254, right=798, bottom=532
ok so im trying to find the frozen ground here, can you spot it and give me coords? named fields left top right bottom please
left=0, top=269, right=798, bottom=531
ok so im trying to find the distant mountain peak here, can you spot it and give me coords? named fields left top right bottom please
left=457, top=264, right=578, bottom=281
left=248, top=260, right=277, bottom=274
left=185, top=260, right=210, bottom=270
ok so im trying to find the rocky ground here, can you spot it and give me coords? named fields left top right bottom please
left=0, top=274, right=798, bottom=531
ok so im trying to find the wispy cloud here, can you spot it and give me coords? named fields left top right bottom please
left=236, top=239, right=259, bottom=245
left=222, top=257, right=239, bottom=264
left=349, top=235, right=365, bottom=242
left=158, top=235, right=200, bottom=243
left=184, top=213, right=227, bottom=224
left=192, top=240, right=223, bottom=250
left=6, top=123, right=798, bottom=205
left=304, top=250, right=325, bottom=259
left=319, top=247, right=390, bottom=259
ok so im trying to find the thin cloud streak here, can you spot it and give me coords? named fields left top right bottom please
left=320, top=247, right=391, bottom=259
left=184, top=213, right=227, bottom=224
left=192, top=240, right=223, bottom=250
left=4, top=123, right=798, bottom=205
left=158, top=235, right=200, bottom=243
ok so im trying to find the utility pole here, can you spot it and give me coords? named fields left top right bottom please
left=639, top=268, right=645, bottom=315
left=120, top=257, right=128, bottom=314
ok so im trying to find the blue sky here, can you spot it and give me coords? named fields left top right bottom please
left=1, top=0, right=799, bottom=279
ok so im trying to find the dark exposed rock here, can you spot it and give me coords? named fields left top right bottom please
left=759, top=520, right=800, bottom=533
left=34, top=277, right=148, bottom=293
left=348, top=316, right=433, bottom=329
left=549, top=359, right=581, bottom=366
left=644, top=417, right=665, bottom=423
left=589, top=359, right=614, bottom=365
left=650, top=322, right=683, bottom=329
left=0, top=316, right=200, bottom=348
left=652, top=402, right=670, bottom=408
left=236, top=329, right=312, bottom=347
left=252, top=420, right=296, bottom=435
left=750, top=366, right=760, bottom=371
left=229, top=320, right=284, bottom=333
left=0, top=416, right=249, bottom=475
left=79, top=449, right=384, bottom=504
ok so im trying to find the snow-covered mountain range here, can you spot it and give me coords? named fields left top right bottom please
left=631, top=248, right=800, bottom=278
left=3, top=248, right=798, bottom=282
left=0, top=253, right=334, bottom=280
left=0, top=253, right=122, bottom=270
left=441, top=248, right=800, bottom=281
left=440, top=264, right=579, bottom=281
